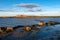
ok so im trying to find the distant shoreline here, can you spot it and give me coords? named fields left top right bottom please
left=0, top=16, right=60, bottom=18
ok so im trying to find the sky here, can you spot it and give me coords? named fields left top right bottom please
left=0, top=0, right=60, bottom=16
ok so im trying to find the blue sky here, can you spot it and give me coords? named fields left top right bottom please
left=0, top=0, right=60, bottom=16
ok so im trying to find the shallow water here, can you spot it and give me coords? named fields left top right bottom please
left=0, top=18, right=60, bottom=27
left=1, top=25, right=60, bottom=40
left=0, top=18, right=60, bottom=40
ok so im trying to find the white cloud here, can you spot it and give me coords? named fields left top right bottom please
left=15, top=3, right=39, bottom=8
left=0, top=11, right=60, bottom=16
left=13, top=3, right=42, bottom=12
left=0, top=3, right=60, bottom=16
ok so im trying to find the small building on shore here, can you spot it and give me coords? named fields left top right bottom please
left=16, top=14, right=27, bottom=18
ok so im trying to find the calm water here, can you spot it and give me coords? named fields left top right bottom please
left=0, top=18, right=60, bottom=27
left=0, top=18, right=60, bottom=40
